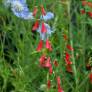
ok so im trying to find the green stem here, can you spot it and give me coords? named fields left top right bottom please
left=67, top=0, right=79, bottom=91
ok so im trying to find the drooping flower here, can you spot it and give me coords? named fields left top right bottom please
left=41, top=5, right=46, bottom=16
left=36, top=39, right=43, bottom=51
left=49, top=66, right=53, bottom=75
left=57, top=76, right=64, bottom=92
left=47, top=80, right=51, bottom=89
left=65, top=52, right=72, bottom=65
left=46, top=39, right=52, bottom=51
left=66, top=44, right=74, bottom=51
left=39, top=54, right=46, bottom=66
left=40, top=12, right=54, bottom=21
left=32, top=20, right=39, bottom=31
left=32, top=6, right=38, bottom=16
left=11, top=0, right=34, bottom=19
left=41, top=22, right=47, bottom=33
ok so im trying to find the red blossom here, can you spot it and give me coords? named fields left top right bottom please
left=32, top=20, right=39, bottom=31
left=46, top=39, right=52, bottom=51
left=80, top=9, right=85, bottom=14
left=32, top=6, right=38, bottom=16
left=39, top=54, right=46, bottom=66
left=89, top=73, right=92, bottom=83
left=57, top=76, right=64, bottom=92
left=47, top=80, right=51, bottom=89
left=57, top=76, right=61, bottom=87
left=58, top=87, right=64, bottom=92
left=65, top=52, right=72, bottom=65
left=49, top=66, right=53, bottom=75
left=41, top=5, right=46, bottom=15
left=44, top=57, right=51, bottom=68
left=66, top=44, right=74, bottom=51
left=87, top=12, right=92, bottom=18
left=36, top=40, right=43, bottom=51
left=41, top=22, right=47, bottom=33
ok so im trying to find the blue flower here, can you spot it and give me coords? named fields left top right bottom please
left=37, top=23, right=54, bottom=40
left=11, top=0, right=34, bottom=20
left=40, top=12, right=54, bottom=21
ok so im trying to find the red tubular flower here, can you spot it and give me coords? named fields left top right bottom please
left=46, top=39, right=52, bottom=51
left=41, top=5, right=46, bottom=15
left=89, top=73, right=92, bottom=83
left=57, top=76, right=64, bottom=92
left=65, top=52, right=72, bottom=65
left=49, top=66, right=53, bottom=75
left=80, top=9, right=85, bottom=14
left=47, top=80, right=51, bottom=89
left=66, top=44, right=74, bottom=51
left=32, top=20, right=39, bottom=31
left=39, top=54, right=46, bottom=66
left=57, top=76, right=61, bottom=87
left=87, top=12, right=92, bottom=18
left=32, top=6, right=38, bottom=16
left=41, top=22, right=47, bottom=33
left=36, top=40, right=43, bottom=51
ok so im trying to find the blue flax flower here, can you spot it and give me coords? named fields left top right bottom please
left=11, top=0, right=34, bottom=19
left=40, top=12, right=54, bottom=21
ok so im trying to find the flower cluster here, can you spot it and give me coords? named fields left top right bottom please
left=63, top=33, right=74, bottom=73
left=80, top=0, right=92, bottom=18
left=32, top=5, right=54, bottom=51
left=39, top=54, right=64, bottom=92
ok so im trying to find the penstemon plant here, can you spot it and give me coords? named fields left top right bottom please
left=0, top=0, right=92, bottom=92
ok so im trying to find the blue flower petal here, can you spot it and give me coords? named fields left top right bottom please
left=11, top=0, right=34, bottom=20
left=40, top=12, right=54, bottom=21
left=37, top=23, right=53, bottom=40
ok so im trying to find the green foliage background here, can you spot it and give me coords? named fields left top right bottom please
left=0, top=0, right=92, bottom=92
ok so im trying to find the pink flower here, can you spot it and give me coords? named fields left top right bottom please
left=41, top=22, right=47, bottom=33
left=44, top=57, right=51, bottom=68
left=36, top=40, right=43, bottom=51
left=46, top=39, right=52, bottom=51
